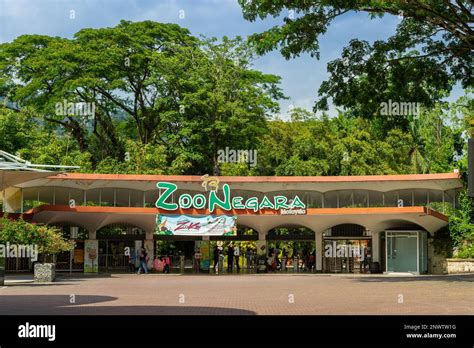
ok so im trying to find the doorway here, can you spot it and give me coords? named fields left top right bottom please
left=385, top=231, right=423, bottom=273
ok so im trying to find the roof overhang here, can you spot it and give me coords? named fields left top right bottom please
left=14, top=173, right=463, bottom=193
left=29, top=205, right=448, bottom=234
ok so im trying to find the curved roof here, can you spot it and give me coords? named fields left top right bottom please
left=14, top=172, right=463, bottom=193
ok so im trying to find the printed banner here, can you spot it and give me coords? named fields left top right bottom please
left=155, top=214, right=237, bottom=236
left=84, top=239, right=98, bottom=273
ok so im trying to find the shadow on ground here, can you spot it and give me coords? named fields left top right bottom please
left=0, top=295, right=255, bottom=315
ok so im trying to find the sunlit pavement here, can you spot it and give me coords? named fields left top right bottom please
left=0, top=273, right=473, bottom=315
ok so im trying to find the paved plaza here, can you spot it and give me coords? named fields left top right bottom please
left=0, top=273, right=473, bottom=315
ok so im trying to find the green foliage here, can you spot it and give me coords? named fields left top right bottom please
left=0, top=19, right=472, bottom=259
left=0, top=215, right=73, bottom=256
left=0, top=23, right=283, bottom=175
left=239, top=1, right=472, bottom=123
left=449, top=192, right=474, bottom=258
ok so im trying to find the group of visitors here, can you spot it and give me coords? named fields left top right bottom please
left=213, top=242, right=248, bottom=274
left=129, top=247, right=171, bottom=274
left=266, top=248, right=316, bottom=272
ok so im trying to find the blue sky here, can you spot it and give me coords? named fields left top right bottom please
left=0, top=0, right=464, bottom=118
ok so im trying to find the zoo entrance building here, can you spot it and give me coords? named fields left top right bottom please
left=0, top=154, right=462, bottom=275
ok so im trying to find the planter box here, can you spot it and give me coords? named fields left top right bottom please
left=34, top=263, right=56, bottom=282
left=445, top=259, right=474, bottom=274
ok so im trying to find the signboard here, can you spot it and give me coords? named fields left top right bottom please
left=84, top=240, right=98, bottom=273
left=196, top=240, right=210, bottom=271
left=155, top=180, right=306, bottom=213
left=155, top=214, right=237, bottom=236
left=74, top=249, right=84, bottom=264
left=280, top=208, right=306, bottom=215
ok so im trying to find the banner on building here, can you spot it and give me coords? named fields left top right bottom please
left=84, top=239, right=98, bottom=273
left=155, top=214, right=237, bottom=236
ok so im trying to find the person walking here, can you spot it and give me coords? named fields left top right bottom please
left=194, top=249, right=202, bottom=273
left=129, top=250, right=136, bottom=273
left=227, top=243, right=234, bottom=273
left=234, top=245, right=241, bottom=272
left=136, top=247, right=149, bottom=274
left=213, top=245, right=220, bottom=274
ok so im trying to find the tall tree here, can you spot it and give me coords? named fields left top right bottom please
left=0, top=21, right=198, bottom=163
left=239, top=1, right=473, bottom=120
left=154, top=36, right=285, bottom=175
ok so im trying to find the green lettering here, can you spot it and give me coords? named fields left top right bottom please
left=274, top=195, right=289, bottom=209
left=245, top=197, right=259, bottom=212
left=231, top=196, right=245, bottom=209
left=290, top=195, right=306, bottom=209
left=179, top=194, right=193, bottom=209
left=192, top=194, right=206, bottom=209
left=155, top=182, right=178, bottom=210
left=209, top=184, right=231, bottom=212
left=259, top=195, right=275, bottom=210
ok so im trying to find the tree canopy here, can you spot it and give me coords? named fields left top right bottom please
left=239, top=0, right=473, bottom=122
left=0, top=21, right=283, bottom=174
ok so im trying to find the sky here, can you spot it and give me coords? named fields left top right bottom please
left=0, top=0, right=465, bottom=119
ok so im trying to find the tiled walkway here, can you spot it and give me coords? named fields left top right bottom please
left=0, top=274, right=473, bottom=315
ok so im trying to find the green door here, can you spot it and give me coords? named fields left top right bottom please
left=386, top=232, right=418, bottom=273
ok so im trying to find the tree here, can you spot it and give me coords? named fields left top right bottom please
left=0, top=23, right=284, bottom=175
left=448, top=192, right=474, bottom=258
left=253, top=112, right=416, bottom=176
left=0, top=20, right=198, bottom=163
left=150, top=36, right=285, bottom=175
left=239, top=1, right=473, bottom=119
left=0, top=216, right=73, bottom=260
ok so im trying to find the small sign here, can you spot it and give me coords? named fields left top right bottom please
left=280, top=208, right=306, bottom=215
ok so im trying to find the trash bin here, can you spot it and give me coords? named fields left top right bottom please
left=369, top=261, right=381, bottom=274
left=293, top=256, right=298, bottom=272
left=0, top=257, right=4, bottom=286
left=179, top=255, right=185, bottom=273
left=281, top=256, right=287, bottom=272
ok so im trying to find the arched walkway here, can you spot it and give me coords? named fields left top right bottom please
left=265, top=224, right=316, bottom=273
left=322, top=223, right=371, bottom=274
left=96, top=223, right=146, bottom=273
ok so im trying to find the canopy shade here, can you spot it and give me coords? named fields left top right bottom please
left=0, top=170, right=61, bottom=191
left=0, top=150, right=79, bottom=198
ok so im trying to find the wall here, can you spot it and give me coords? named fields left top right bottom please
left=445, top=259, right=474, bottom=274
left=428, top=239, right=448, bottom=274
left=428, top=240, right=474, bottom=274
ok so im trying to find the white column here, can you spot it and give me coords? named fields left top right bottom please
left=254, top=230, right=266, bottom=262
left=145, top=230, right=154, bottom=269
left=372, top=231, right=380, bottom=262
left=88, top=230, right=97, bottom=240
left=315, top=231, right=323, bottom=271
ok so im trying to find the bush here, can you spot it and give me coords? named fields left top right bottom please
left=455, top=244, right=474, bottom=259
left=0, top=215, right=73, bottom=259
